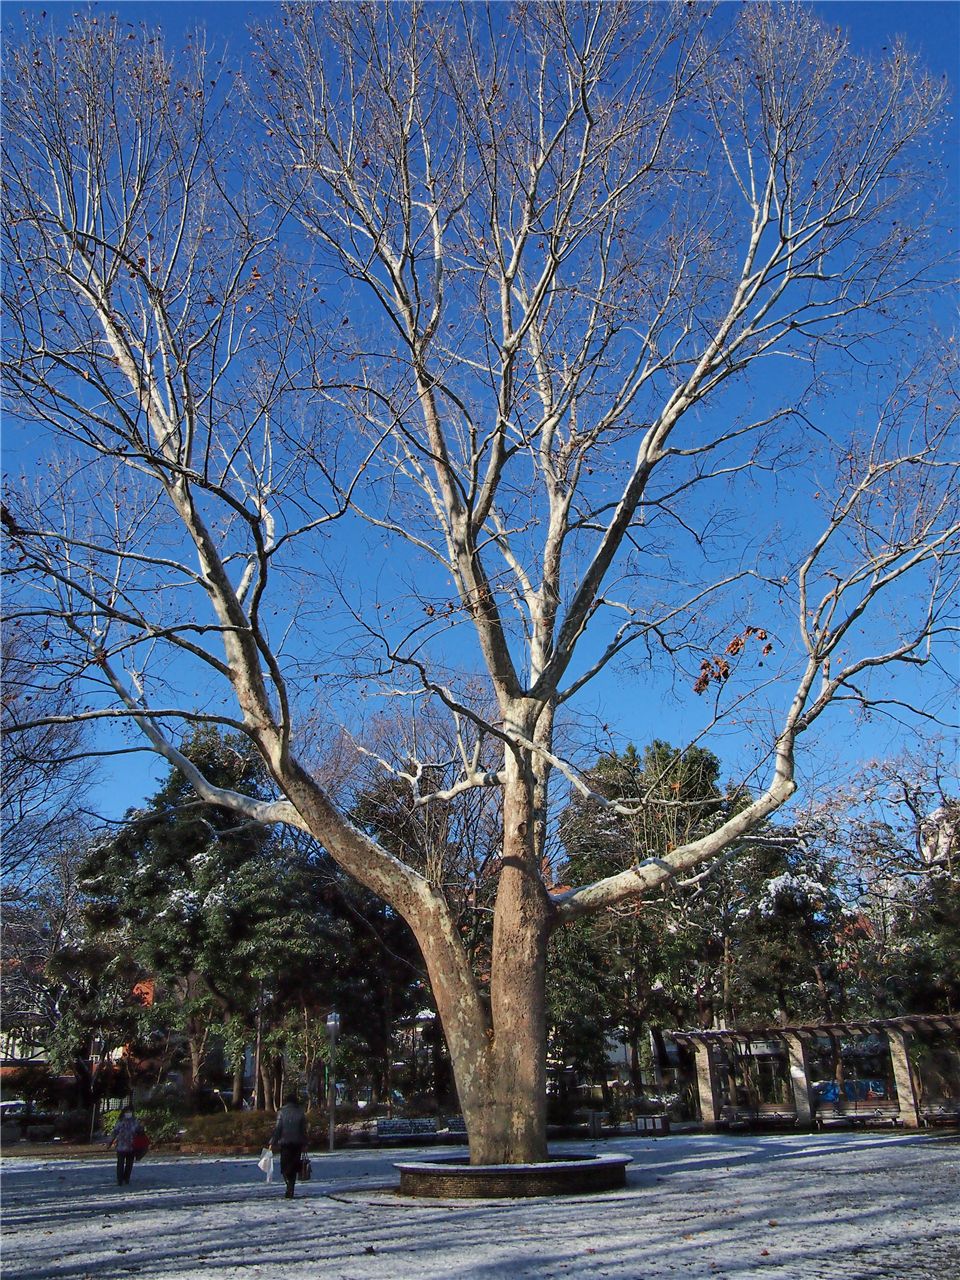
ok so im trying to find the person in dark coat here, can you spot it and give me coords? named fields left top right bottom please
left=107, top=1106, right=145, bottom=1186
left=270, top=1093, right=308, bottom=1199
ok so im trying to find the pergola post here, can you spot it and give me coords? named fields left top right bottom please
left=885, top=1027, right=921, bottom=1128
left=692, top=1038, right=720, bottom=1131
left=783, top=1032, right=814, bottom=1127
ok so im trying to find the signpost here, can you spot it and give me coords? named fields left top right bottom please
left=326, top=1011, right=340, bottom=1153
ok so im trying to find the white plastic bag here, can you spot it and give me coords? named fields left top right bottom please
left=257, top=1147, right=274, bottom=1181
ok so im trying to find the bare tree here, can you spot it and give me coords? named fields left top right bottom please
left=1, top=624, right=93, bottom=902
left=3, top=4, right=957, bottom=1162
left=813, top=743, right=958, bottom=895
left=350, top=698, right=505, bottom=977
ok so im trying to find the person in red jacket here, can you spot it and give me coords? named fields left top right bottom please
left=107, top=1106, right=145, bottom=1186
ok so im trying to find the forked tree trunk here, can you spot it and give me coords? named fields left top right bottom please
left=285, top=749, right=556, bottom=1165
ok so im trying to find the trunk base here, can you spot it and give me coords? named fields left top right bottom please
left=395, top=1152, right=631, bottom=1198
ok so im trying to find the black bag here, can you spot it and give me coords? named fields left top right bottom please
left=299, top=1155, right=312, bottom=1181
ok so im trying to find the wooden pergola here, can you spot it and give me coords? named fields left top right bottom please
left=667, top=1014, right=960, bottom=1131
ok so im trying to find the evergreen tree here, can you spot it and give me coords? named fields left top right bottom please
left=711, top=837, right=860, bottom=1024
left=549, top=742, right=731, bottom=1093
left=79, top=729, right=419, bottom=1106
left=2, top=833, right=151, bottom=1110
left=883, top=875, right=960, bottom=1016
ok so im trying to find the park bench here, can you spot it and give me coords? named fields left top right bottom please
left=858, top=1104, right=902, bottom=1127
left=444, top=1115, right=467, bottom=1136
left=718, top=1106, right=751, bottom=1131
left=375, top=1117, right=439, bottom=1145
left=920, top=1104, right=960, bottom=1128
left=815, top=1102, right=902, bottom=1130
left=753, top=1103, right=798, bottom=1127
left=719, top=1104, right=795, bottom=1131
left=813, top=1102, right=848, bottom=1130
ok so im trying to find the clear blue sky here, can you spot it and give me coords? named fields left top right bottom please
left=817, top=1, right=959, bottom=80
left=9, top=1, right=960, bottom=78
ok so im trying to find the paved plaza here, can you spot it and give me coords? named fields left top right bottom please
left=2, top=1131, right=958, bottom=1279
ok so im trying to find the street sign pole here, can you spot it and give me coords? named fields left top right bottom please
left=326, top=1011, right=340, bottom=1153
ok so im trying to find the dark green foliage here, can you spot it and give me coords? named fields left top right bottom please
left=883, top=875, right=960, bottom=1015
left=557, top=741, right=727, bottom=881
left=549, top=742, right=733, bottom=1087
left=79, top=731, right=334, bottom=1093
left=704, top=839, right=858, bottom=1024
left=180, top=1108, right=328, bottom=1151
left=78, top=727, right=425, bottom=1105
left=42, top=936, right=155, bottom=1103
left=102, top=1102, right=182, bottom=1145
left=0, top=837, right=149, bottom=1109
left=81, top=727, right=288, bottom=989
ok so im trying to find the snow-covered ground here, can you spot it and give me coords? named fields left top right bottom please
left=2, top=1131, right=958, bottom=1279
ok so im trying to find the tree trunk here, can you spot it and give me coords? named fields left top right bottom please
left=285, top=738, right=557, bottom=1164
left=383, top=983, right=393, bottom=1113
left=231, top=1058, right=244, bottom=1110
left=73, top=1055, right=94, bottom=1111
left=253, top=991, right=263, bottom=1109
left=464, top=751, right=553, bottom=1164
left=394, top=744, right=555, bottom=1165
left=260, top=1060, right=275, bottom=1112
left=813, top=964, right=834, bottom=1022
left=188, top=1036, right=205, bottom=1103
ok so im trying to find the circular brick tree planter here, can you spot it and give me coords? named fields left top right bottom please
left=395, top=1152, right=632, bottom=1199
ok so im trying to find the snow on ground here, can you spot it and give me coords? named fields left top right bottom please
left=2, top=1131, right=958, bottom=1280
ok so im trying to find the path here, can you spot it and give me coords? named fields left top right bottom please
left=2, top=1131, right=957, bottom=1279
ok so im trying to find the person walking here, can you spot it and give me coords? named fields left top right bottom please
left=270, top=1093, right=308, bottom=1199
left=107, top=1105, right=145, bottom=1186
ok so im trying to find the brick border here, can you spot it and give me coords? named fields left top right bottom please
left=395, top=1152, right=631, bottom=1198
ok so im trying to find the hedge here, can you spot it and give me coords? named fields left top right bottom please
left=180, top=1110, right=330, bottom=1151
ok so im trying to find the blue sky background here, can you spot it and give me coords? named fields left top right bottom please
left=9, top=2, right=956, bottom=69
left=4, top=1, right=958, bottom=826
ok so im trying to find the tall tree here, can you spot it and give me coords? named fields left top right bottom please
left=809, top=744, right=959, bottom=1015
left=0, top=830, right=151, bottom=1110
left=709, top=837, right=859, bottom=1025
left=883, top=875, right=960, bottom=1016
left=3, top=5, right=957, bottom=1163
left=550, top=742, right=729, bottom=1081
left=80, top=729, right=417, bottom=1104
